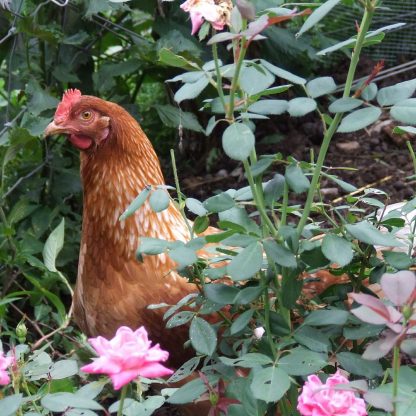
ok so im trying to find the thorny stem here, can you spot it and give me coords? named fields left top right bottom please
left=243, top=160, right=278, bottom=237
left=392, top=345, right=400, bottom=416
left=170, top=149, right=193, bottom=238
left=296, top=3, right=376, bottom=236
left=212, top=36, right=227, bottom=114
left=261, top=273, right=277, bottom=359
left=407, top=140, right=416, bottom=178
left=226, top=37, right=247, bottom=121
left=117, top=384, right=128, bottom=416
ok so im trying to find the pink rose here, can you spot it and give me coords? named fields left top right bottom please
left=0, top=351, right=14, bottom=385
left=81, top=326, right=173, bottom=390
left=180, top=0, right=232, bottom=35
left=297, top=371, right=367, bottom=416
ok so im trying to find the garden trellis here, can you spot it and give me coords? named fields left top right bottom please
left=326, top=0, right=416, bottom=82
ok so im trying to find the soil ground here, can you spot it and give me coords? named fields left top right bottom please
left=173, top=57, right=416, bottom=208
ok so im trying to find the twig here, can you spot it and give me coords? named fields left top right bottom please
left=331, top=175, right=393, bottom=204
left=30, top=303, right=73, bottom=351
left=1, top=161, right=47, bottom=201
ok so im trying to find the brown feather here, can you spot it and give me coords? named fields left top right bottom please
left=68, top=97, right=197, bottom=366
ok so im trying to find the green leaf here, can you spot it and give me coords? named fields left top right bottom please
left=322, top=234, right=354, bottom=267
left=377, top=79, right=416, bottom=106
left=186, top=198, right=208, bottom=216
left=23, top=273, right=67, bottom=324
left=297, top=0, right=341, bottom=36
left=383, top=251, right=413, bottom=270
left=204, top=284, right=239, bottom=304
left=222, top=123, right=255, bottom=161
left=287, top=97, right=317, bottom=117
left=391, top=99, right=416, bottom=125
left=119, top=187, right=151, bottom=221
left=189, top=317, right=217, bottom=356
left=230, top=309, right=255, bottom=335
left=0, top=394, right=23, bottom=416
left=203, top=192, right=235, bottom=213
left=158, top=48, right=198, bottom=70
left=240, top=65, right=275, bottom=96
left=306, top=77, right=337, bottom=98
left=337, top=107, right=382, bottom=133
left=247, top=99, right=288, bottom=115
left=260, top=60, right=306, bottom=85
left=250, top=158, right=274, bottom=177
left=264, top=174, right=286, bottom=206
left=168, top=357, right=202, bottom=383
left=166, top=311, right=195, bottom=329
left=337, top=352, right=382, bottom=378
left=250, top=366, right=290, bottom=403
left=285, top=164, right=310, bottom=193
left=233, top=285, right=264, bottom=304
left=263, top=239, right=297, bottom=268
left=149, top=189, right=170, bottom=213
left=303, top=309, right=350, bottom=326
left=345, top=221, right=403, bottom=247
left=154, top=105, right=204, bottom=133
left=220, top=353, right=273, bottom=368
left=227, top=242, right=263, bottom=281
left=279, top=347, right=327, bottom=375
left=43, top=218, right=65, bottom=273
left=193, top=216, right=209, bottom=234
left=174, top=76, right=209, bottom=103
left=168, top=378, right=207, bottom=404
left=328, top=98, right=363, bottom=113
left=27, top=80, right=59, bottom=116
left=75, top=382, right=106, bottom=399
left=361, top=83, right=378, bottom=101
left=41, top=393, right=103, bottom=412
left=137, top=237, right=169, bottom=256
left=169, top=246, right=197, bottom=268
left=294, top=326, right=330, bottom=353
left=393, top=126, right=416, bottom=135
left=49, top=360, right=78, bottom=380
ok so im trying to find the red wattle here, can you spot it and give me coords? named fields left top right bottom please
left=68, top=134, right=93, bottom=150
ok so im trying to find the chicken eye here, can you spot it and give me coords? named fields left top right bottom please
left=81, top=111, right=92, bottom=120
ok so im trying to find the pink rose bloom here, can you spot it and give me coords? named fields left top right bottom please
left=81, top=326, right=173, bottom=390
left=297, top=371, right=367, bottom=416
left=0, top=351, right=14, bottom=385
left=180, top=0, right=232, bottom=35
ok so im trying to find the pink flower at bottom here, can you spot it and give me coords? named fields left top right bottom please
left=180, top=0, right=232, bottom=35
left=81, top=326, right=173, bottom=390
left=0, top=351, right=14, bottom=385
left=297, top=371, right=367, bottom=416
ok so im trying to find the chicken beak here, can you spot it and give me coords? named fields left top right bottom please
left=44, top=120, right=68, bottom=137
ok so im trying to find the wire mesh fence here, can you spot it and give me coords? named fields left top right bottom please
left=326, top=0, right=416, bottom=78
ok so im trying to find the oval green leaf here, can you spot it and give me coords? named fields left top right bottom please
left=120, top=187, right=151, bottom=221
left=250, top=366, right=290, bottom=403
left=189, top=317, right=217, bottom=356
left=227, top=242, right=263, bottom=281
left=222, top=123, right=255, bottom=161
left=328, top=97, right=363, bottom=113
left=149, top=189, right=170, bottom=213
left=287, top=97, right=317, bottom=117
left=322, top=234, right=353, bottom=267
left=337, top=107, right=382, bottom=133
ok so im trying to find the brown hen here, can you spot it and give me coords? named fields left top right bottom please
left=44, top=89, right=197, bottom=366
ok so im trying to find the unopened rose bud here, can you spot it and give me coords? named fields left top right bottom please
left=16, top=322, right=27, bottom=344
left=402, top=304, right=413, bottom=321
left=253, top=326, right=265, bottom=339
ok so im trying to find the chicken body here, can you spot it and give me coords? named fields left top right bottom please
left=45, top=90, right=196, bottom=365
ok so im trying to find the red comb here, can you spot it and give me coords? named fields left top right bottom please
left=55, top=89, right=82, bottom=122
